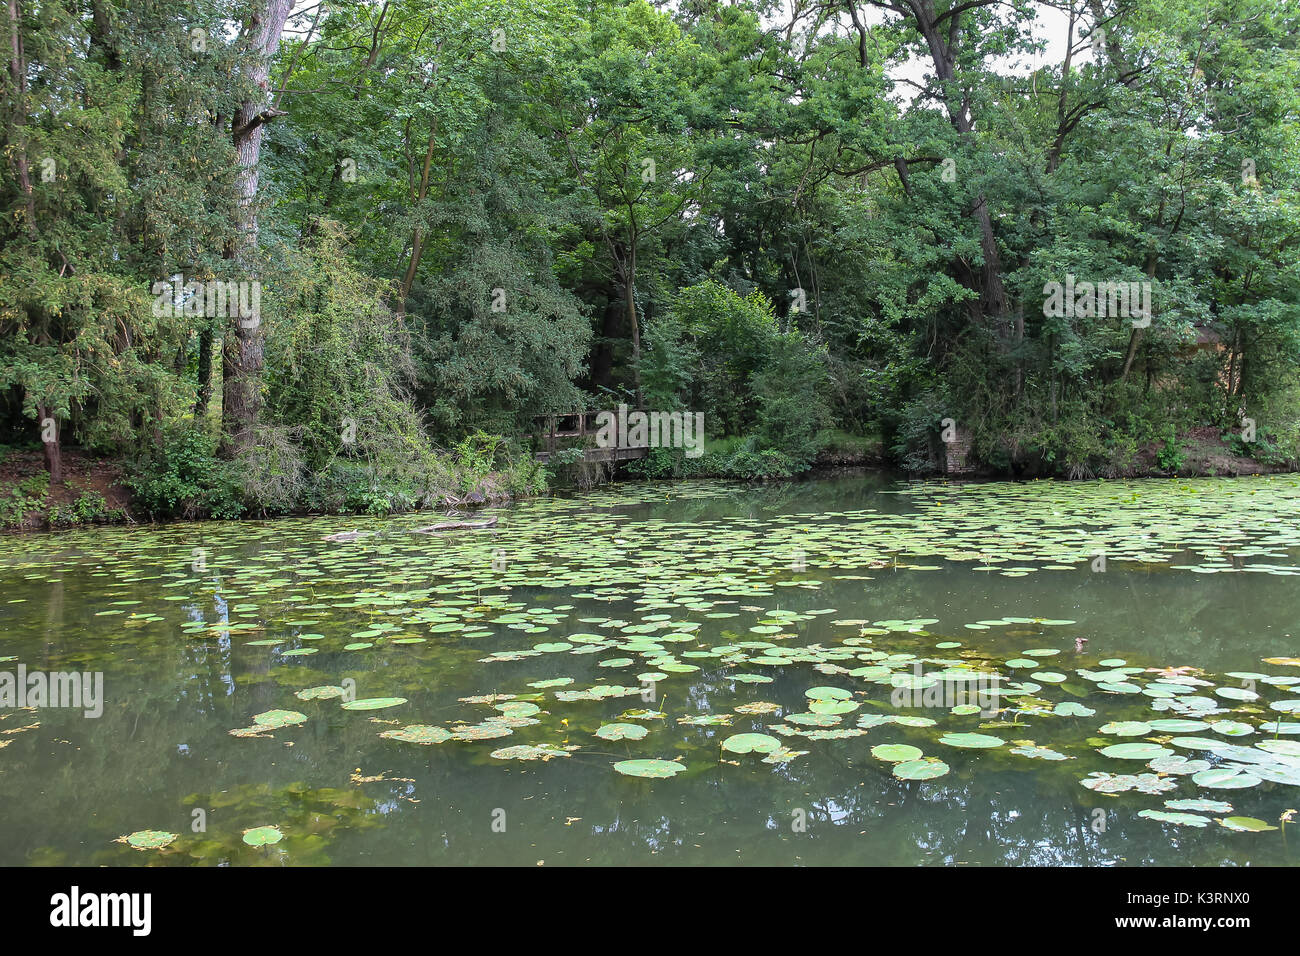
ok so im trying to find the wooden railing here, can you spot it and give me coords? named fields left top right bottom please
left=527, top=409, right=651, bottom=463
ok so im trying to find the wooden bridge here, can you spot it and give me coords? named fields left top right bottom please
left=529, top=410, right=651, bottom=464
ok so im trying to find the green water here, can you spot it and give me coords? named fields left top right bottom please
left=2, top=475, right=1300, bottom=866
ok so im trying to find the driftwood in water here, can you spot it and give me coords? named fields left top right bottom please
left=411, top=516, right=498, bottom=534
left=323, top=530, right=368, bottom=542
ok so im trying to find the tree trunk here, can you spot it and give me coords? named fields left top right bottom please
left=194, top=326, right=213, bottom=419
left=220, top=0, right=293, bottom=456
left=37, top=401, right=62, bottom=483
left=625, top=242, right=642, bottom=405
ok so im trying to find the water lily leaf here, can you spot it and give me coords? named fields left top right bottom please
left=1053, top=702, right=1095, bottom=717
left=1099, top=721, right=1151, bottom=736
left=1099, top=743, right=1171, bottom=760
left=613, top=758, right=685, bottom=778
left=380, top=725, right=451, bottom=744
left=252, top=709, right=308, bottom=728
left=786, top=712, right=840, bottom=727
left=495, top=701, right=541, bottom=718
left=596, top=722, right=649, bottom=741
left=1191, top=767, right=1262, bottom=789
left=1214, top=686, right=1259, bottom=701
left=940, top=732, right=1004, bottom=749
left=1256, top=739, right=1300, bottom=757
left=722, top=733, right=781, bottom=754
left=1208, top=720, right=1254, bottom=737
left=1147, top=755, right=1210, bottom=775
left=1166, top=798, right=1232, bottom=813
left=242, top=825, right=283, bottom=846
left=490, top=744, right=572, bottom=761
left=1147, top=719, right=1209, bottom=733
left=1217, top=816, right=1277, bottom=832
left=805, top=686, right=853, bottom=701
left=120, top=830, right=178, bottom=850
left=871, top=743, right=923, bottom=762
left=893, top=757, right=949, bottom=780
left=450, top=723, right=512, bottom=741
left=341, top=697, right=407, bottom=711
left=295, top=685, right=346, bottom=701
left=894, top=715, right=937, bottom=727
left=1138, top=809, right=1210, bottom=827
left=1011, top=744, right=1069, bottom=760
left=809, top=699, right=858, bottom=715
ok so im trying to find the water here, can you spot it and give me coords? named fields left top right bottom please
left=1, top=475, right=1299, bottom=866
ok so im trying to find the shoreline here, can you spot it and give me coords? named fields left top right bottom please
left=3, top=447, right=1297, bottom=538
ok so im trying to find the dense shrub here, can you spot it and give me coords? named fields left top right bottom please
left=126, top=429, right=244, bottom=520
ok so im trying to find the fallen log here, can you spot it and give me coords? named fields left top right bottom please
left=411, top=516, right=498, bottom=534
left=323, top=530, right=368, bottom=542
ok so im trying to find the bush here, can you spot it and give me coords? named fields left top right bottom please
left=751, top=331, right=833, bottom=469
left=1155, top=425, right=1186, bottom=472
left=126, top=429, right=244, bottom=520
left=47, top=488, right=126, bottom=528
left=0, top=471, right=50, bottom=528
left=625, top=436, right=802, bottom=481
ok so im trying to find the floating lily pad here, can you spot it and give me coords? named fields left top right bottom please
left=380, top=724, right=452, bottom=744
left=490, top=744, right=572, bottom=761
left=1166, top=798, right=1232, bottom=813
left=242, top=826, right=283, bottom=846
left=1099, top=743, right=1170, bottom=760
left=295, top=685, right=346, bottom=701
left=871, top=743, right=924, bottom=762
left=893, top=757, right=949, bottom=780
left=1217, top=816, right=1277, bottom=832
left=1191, top=767, right=1262, bottom=789
left=120, top=830, right=178, bottom=850
left=612, top=758, right=685, bottom=778
left=248, top=710, right=306, bottom=730
left=722, top=733, right=781, bottom=754
left=1138, top=809, right=1210, bottom=828
left=1053, top=702, right=1095, bottom=718
left=596, top=722, right=649, bottom=741
left=341, top=697, right=407, bottom=711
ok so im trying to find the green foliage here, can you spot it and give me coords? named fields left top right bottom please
left=752, top=332, right=833, bottom=469
left=1155, top=426, right=1187, bottom=473
left=4, top=0, right=1299, bottom=508
left=627, top=436, right=802, bottom=481
left=667, top=281, right=777, bottom=436
left=0, top=472, right=50, bottom=529
left=126, top=429, right=244, bottom=520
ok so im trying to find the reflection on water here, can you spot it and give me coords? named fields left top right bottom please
left=1, top=475, right=1298, bottom=866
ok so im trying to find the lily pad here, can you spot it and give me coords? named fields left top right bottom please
left=341, top=697, right=407, bottom=711
left=251, top=709, right=308, bottom=728
left=721, top=733, right=781, bottom=754
left=380, top=724, right=452, bottom=744
left=871, top=743, right=924, bottom=762
left=120, top=830, right=178, bottom=850
left=612, top=758, right=685, bottom=778
left=595, top=722, right=649, bottom=741
left=242, top=825, right=283, bottom=846
left=893, top=757, right=949, bottom=780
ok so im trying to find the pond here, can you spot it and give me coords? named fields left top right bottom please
left=1, top=475, right=1299, bottom=866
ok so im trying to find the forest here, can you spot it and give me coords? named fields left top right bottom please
left=2, top=0, right=1298, bottom=526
